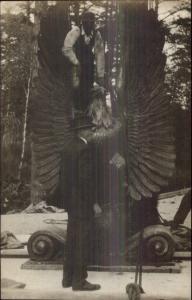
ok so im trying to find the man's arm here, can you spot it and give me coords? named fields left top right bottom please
left=62, top=26, right=80, bottom=65
left=94, top=31, right=105, bottom=85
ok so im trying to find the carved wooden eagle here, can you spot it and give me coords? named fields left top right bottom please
left=30, top=2, right=175, bottom=216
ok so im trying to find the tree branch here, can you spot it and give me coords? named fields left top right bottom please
left=18, top=67, right=32, bottom=178
left=160, top=6, right=189, bottom=22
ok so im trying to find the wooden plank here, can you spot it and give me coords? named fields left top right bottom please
left=21, top=260, right=181, bottom=273
left=1, top=247, right=28, bottom=258
left=89, top=264, right=181, bottom=273
left=173, top=251, right=191, bottom=259
left=2, top=249, right=191, bottom=261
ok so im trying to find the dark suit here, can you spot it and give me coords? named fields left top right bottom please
left=62, top=141, right=95, bottom=286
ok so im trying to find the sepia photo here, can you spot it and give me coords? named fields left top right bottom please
left=1, top=1, right=191, bottom=299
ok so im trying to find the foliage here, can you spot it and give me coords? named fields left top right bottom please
left=1, top=180, right=31, bottom=214
left=1, top=4, right=35, bottom=212
left=165, top=1, right=191, bottom=110
left=1, top=12, right=34, bottom=115
left=163, top=1, right=191, bottom=190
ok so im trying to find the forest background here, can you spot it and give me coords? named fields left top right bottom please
left=1, top=0, right=191, bottom=213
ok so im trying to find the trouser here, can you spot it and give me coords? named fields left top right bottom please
left=63, top=143, right=95, bottom=285
left=64, top=215, right=94, bottom=285
left=73, top=75, right=93, bottom=111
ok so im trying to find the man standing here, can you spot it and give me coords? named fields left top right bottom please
left=62, top=11, right=105, bottom=110
left=61, top=11, right=105, bottom=291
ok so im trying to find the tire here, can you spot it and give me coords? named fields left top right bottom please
left=27, top=233, right=60, bottom=261
left=143, top=232, right=175, bottom=262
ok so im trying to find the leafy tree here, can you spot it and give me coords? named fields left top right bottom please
left=165, top=1, right=191, bottom=110
left=163, top=1, right=191, bottom=189
left=1, top=2, right=42, bottom=212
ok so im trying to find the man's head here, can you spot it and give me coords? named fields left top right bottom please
left=82, top=12, right=95, bottom=35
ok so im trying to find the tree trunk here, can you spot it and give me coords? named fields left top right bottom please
left=155, top=0, right=159, bottom=14
left=32, top=1, right=48, bottom=80
left=18, top=68, right=32, bottom=179
left=74, top=2, right=80, bottom=25
left=18, top=1, right=33, bottom=180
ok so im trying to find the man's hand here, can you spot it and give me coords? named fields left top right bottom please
left=94, top=203, right=102, bottom=215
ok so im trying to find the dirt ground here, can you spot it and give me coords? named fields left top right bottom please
left=1, top=258, right=191, bottom=299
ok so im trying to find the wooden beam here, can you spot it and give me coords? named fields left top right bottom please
left=173, top=251, right=191, bottom=260
left=21, top=260, right=181, bottom=273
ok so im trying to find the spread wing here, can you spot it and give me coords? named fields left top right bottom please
left=30, top=3, right=75, bottom=199
left=120, top=5, right=175, bottom=201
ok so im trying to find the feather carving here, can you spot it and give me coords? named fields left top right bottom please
left=119, top=5, right=175, bottom=201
